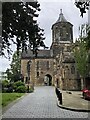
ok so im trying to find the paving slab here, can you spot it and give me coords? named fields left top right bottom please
left=57, top=90, right=90, bottom=112
left=2, top=86, right=89, bottom=118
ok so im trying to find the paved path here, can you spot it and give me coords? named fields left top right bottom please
left=59, top=90, right=90, bottom=111
left=2, top=86, right=88, bottom=118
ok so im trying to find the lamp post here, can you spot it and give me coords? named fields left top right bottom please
left=27, top=60, right=32, bottom=93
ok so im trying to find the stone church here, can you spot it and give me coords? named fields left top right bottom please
left=21, top=10, right=81, bottom=90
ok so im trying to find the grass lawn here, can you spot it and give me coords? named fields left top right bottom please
left=2, top=93, right=25, bottom=107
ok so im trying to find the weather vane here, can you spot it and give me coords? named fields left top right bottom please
left=60, top=9, right=62, bottom=14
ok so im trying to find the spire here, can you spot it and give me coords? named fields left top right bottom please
left=60, top=9, right=62, bottom=14
left=56, top=9, right=67, bottom=23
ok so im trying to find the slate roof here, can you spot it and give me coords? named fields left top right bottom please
left=52, top=9, right=73, bottom=28
left=21, top=49, right=53, bottom=59
left=56, top=9, right=67, bottom=23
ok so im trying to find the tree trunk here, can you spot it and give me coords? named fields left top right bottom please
left=81, top=77, right=85, bottom=90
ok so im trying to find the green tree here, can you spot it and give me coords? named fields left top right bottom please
left=75, top=1, right=90, bottom=17
left=6, top=51, right=22, bottom=82
left=73, top=38, right=88, bottom=89
left=75, top=1, right=90, bottom=59
left=85, top=30, right=90, bottom=51
left=84, top=30, right=90, bottom=77
left=2, top=1, right=46, bottom=58
left=2, top=80, right=9, bottom=88
left=5, top=68, right=12, bottom=80
left=10, top=51, right=21, bottom=75
left=10, top=51, right=22, bottom=82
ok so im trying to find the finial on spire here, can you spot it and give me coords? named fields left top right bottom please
left=60, top=9, right=62, bottom=14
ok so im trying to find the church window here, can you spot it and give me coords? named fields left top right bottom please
left=63, top=27, right=67, bottom=38
left=37, top=72, right=39, bottom=77
left=25, top=77, right=28, bottom=84
left=71, top=66, right=75, bottom=74
left=37, top=61, right=39, bottom=70
left=47, top=61, right=49, bottom=70
left=56, top=32, right=59, bottom=41
left=60, top=28, right=63, bottom=37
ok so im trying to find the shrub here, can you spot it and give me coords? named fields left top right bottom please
left=13, top=81, right=25, bottom=92
left=11, top=74, right=23, bottom=82
left=16, top=86, right=26, bottom=93
left=2, top=80, right=10, bottom=93
left=2, top=88, right=8, bottom=93
left=7, top=86, right=13, bottom=93
left=2, top=80, right=9, bottom=88
left=13, top=81, right=25, bottom=87
left=2, top=86, right=13, bottom=93
left=29, top=87, right=34, bottom=93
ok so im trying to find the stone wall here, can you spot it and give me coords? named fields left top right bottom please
left=62, top=79, right=81, bottom=90
left=52, top=22, right=73, bottom=43
left=21, top=58, right=55, bottom=86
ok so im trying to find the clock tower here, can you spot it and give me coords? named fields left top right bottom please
left=51, top=9, right=73, bottom=57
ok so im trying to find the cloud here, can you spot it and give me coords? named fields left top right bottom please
left=1, top=0, right=88, bottom=72
left=0, top=57, right=11, bottom=72
left=38, top=0, right=88, bottom=45
left=38, top=0, right=74, bottom=3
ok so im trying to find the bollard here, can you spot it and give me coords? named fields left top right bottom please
left=57, top=90, right=62, bottom=105
left=55, top=87, right=59, bottom=97
left=55, top=87, right=62, bottom=105
left=59, top=92, right=62, bottom=105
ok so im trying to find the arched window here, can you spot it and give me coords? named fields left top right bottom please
left=71, top=66, right=75, bottom=74
left=63, top=27, right=67, bottom=38
left=37, top=61, right=39, bottom=70
left=37, top=72, right=39, bottom=77
left=47, top=61, right=49, bottom=70
left=25, top=77, right=28, bottom=84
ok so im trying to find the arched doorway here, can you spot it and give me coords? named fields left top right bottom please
left=44, top=74, right=52, bottom=86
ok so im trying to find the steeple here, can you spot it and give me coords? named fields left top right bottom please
left=60, top=9, right=62, bottom=14
left=56, top=9, right=67, bottom=23
left=51, top=9, right=73, bottom=45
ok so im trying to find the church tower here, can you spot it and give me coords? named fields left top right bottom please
left=21, top=9, right=82, bottom=90
left=50, top=9, right=73, bottom=57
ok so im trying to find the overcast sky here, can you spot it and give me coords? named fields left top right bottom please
left=0, top=0, right=88, bottom=72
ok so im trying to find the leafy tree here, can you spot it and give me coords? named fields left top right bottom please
left=5, top=68, right=12, bottom=80
left=84, top=30, right=90, bottom=77
left=5, top=51, right=23, bottom=82
left=10, top=51, right=21, bottom=75
left=73, top=38, right=88, bottom=89
left=85, top=30, right=90, bottom=50
left=75, top=0, right=90, bottom=58
left=2, top=80, right=9, bottom=88
left=75, top=1, right=90, bottom=17
left=2, top=1, right=46, bottom=58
